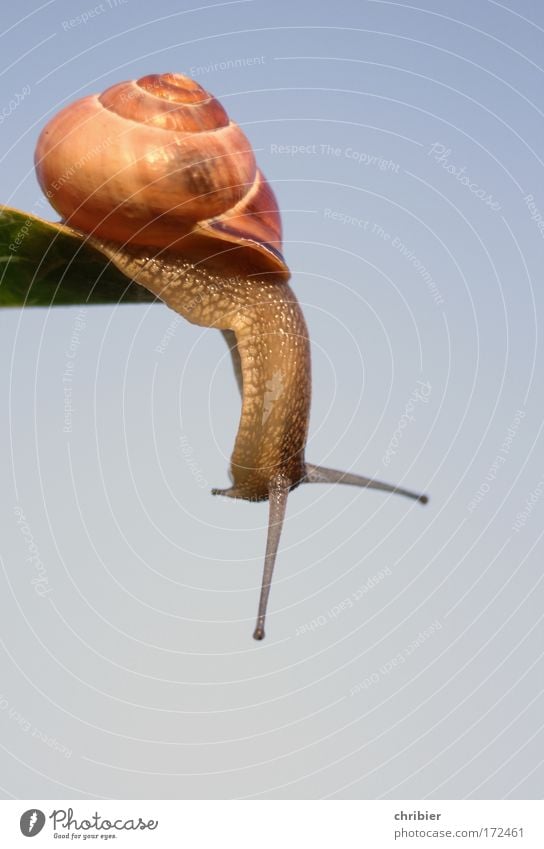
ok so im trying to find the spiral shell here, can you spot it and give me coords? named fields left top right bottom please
left=35, top=73, right=287, bottom=276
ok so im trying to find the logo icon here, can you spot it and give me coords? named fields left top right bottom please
left=20, top=809, right=45, bottom=837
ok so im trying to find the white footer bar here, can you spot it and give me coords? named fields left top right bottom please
left=0, top=800, right=542, bottom=848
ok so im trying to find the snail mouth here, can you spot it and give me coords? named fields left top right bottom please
left=211, top=487, right=269, bottom=503
left=211, top=477, right=303, bottom=504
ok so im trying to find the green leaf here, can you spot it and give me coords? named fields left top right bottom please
left=0, top=205, right=156, bottom=308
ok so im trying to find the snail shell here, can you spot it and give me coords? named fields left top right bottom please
left=35, top=73, right=287, bottom=277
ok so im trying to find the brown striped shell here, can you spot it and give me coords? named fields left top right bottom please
left=34, top=73, right=287, bottom=277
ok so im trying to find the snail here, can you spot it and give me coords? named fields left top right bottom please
left=34, top=73, right=428, bottom=641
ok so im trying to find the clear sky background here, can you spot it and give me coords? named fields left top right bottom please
left=1, top=0, right=543, bottom=799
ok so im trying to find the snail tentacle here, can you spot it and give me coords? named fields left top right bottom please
left=303, top=464, right=429, bottom=504
left=253, top=475, right=291, bottom=641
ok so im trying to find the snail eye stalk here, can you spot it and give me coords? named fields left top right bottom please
left=304, top=464, right=429, bottom=504
left=253, top=476, right=291, bottom=641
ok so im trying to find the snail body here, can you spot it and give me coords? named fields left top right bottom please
left=94, top=241, right=311, bottom=503
left=35, top=73, right=427, bottom=640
